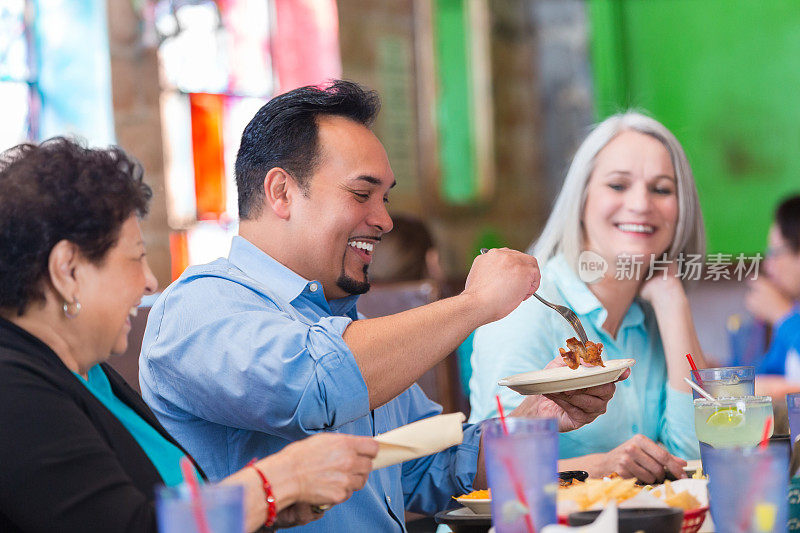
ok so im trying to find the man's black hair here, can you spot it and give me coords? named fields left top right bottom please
left=235, top=79, right=381, bottom=219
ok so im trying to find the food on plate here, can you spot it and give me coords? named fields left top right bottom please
left=559, top=477, right=640, bottom=510
left=558, top=476, right=702, bottom=511
left=559, top=337, right=605, bottom=369
left=559, top=477, right=584, bottom=488
left=691, top=465, right=706, bottom=480
left=455, top=489, right=491, bottom=500
left=581, top=340, right=605, bottom=367
left=559, top=346, right=580, bottom=370
left=650, top=480, right=702, bottom=511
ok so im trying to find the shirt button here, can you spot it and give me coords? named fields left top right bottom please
left=387, top=496, right=391, bottom=503
left=632, top=424, right=639, bottom=433
left=309, top=283, right=318, bottom=292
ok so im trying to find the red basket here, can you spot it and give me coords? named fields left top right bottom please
left=681, top=506, right=709, bottom=533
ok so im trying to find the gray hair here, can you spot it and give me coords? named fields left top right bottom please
left=529, top=111, right=705, bottom=274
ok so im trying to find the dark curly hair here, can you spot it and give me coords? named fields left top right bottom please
left=0, top=137, right=152, bottom=315
left=776, top=194, right=800, bottom=253
left=235, top=79, right=381, bottom=220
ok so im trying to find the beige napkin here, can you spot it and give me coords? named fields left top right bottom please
left=372, top=412, right=466, bottom=470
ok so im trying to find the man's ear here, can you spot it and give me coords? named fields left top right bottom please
left=263, top=167, right=295, bottom=220
left=48, top=240, right=81, bottom=304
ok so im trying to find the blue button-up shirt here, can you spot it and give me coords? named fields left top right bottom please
left=468, top=254, right=699, bottom=460
left=140, top=236, right=482, bottom=531
left=757, top=307, right=800, bottom=376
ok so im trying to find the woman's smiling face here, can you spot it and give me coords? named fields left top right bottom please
left=582, top=130, right=679, bottom=273
left=77, top=216, right=158, bottom=357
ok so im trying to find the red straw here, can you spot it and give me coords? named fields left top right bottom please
left=495, top=395, right=535, bottom=533
left=759, top=416, right=773, bottom=450
left=686, top=353, right=702, bottom=386
left=180, top=456, right=211, bottom=533
left=495, top=395, right=509, bottom=435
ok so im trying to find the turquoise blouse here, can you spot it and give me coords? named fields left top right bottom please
left=75, top=365, right=189, bottom=486
left=468, top=254, right=699, bottom=460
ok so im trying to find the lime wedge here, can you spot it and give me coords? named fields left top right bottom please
left=706, top=406, right=744, bottom=427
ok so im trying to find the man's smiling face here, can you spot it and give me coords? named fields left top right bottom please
left=287, top=115, right=395, bottom=300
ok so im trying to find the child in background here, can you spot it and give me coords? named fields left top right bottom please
left=746, top=195, right=800, bottom=381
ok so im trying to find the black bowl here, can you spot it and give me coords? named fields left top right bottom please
left=558, top=470, right=589, bottom=485
left=568, top=507, right=683, bottom=533
left=434, top=508, right=491, bottom=533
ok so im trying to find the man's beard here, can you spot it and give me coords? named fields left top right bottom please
left=336, top=264, right=370, bottom=295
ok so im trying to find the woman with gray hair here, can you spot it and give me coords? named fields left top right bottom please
left=469, top=112, right=707, bottom=483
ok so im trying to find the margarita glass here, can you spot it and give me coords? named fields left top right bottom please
left=693, top=396, right=773, bottom=448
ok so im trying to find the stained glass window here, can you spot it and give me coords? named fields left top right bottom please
left=156, top=0, right=270, bottom=277
left=0, top=0, right=115, bottom=153
left=155, top=0, right=341, bottom=279
left=0, top=0, right=36, bottom=151
left=37, top=0, right=115, bottom=144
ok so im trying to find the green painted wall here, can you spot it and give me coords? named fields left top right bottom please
left=435, top=0, right=478, bottom=204
left=589, top=0, right=800, bottom=255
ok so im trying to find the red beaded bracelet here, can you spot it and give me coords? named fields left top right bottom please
left=247, top=459, right=277, bottom=527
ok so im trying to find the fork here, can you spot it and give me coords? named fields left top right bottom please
left=479, top=248, right=589, bottom=344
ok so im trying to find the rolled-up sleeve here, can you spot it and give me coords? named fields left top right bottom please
left=140, top=276, right=369, bottom=441
left=659, top=385, right=700, bottom=459
left=399, top=389, right=484, bottom=514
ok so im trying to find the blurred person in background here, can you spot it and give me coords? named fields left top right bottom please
left=746, top=195, right=800, bottom=385
left=368, top=214, right=444, bottom=285
left=470, top=112, right=708, bottom=484
left=0, top=138, right=379, bottom=532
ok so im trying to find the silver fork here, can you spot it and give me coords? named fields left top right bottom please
left=480, top=248, right=589, bottom=344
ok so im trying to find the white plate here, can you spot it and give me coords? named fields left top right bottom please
left=453, top=497, right=491, bottom=515
left=498, top=358, right=636, bottom=395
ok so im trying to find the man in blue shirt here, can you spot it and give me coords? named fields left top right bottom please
left=140, top=80, right=624, bottom=531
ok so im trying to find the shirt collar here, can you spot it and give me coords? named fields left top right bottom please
left=546, top=255, right=603, bottom=316
left=546, top=254, right=645, bottom=331
left=229, top=236, right=308, bottom=302
left=330, top=294, right=360, bottom=317
left=227, top=236, right=360, bottom=317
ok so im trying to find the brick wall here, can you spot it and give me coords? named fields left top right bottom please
left=107, top=0, right=171, bottom=287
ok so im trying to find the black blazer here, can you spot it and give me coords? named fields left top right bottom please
left=0, top=316, right=205, bottom=532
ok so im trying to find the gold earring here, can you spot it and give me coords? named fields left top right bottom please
left=63, top=300, right=81, bottom=319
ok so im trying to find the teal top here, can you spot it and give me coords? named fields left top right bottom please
left=74, top=365, right=189, bottom=487
left=468, top=254, right=699, bottom=460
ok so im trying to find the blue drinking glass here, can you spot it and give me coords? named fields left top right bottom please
left=483, top=417, right=558, bottom=533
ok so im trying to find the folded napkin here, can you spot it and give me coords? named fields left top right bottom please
left=372, top=412, right=466, bottom=470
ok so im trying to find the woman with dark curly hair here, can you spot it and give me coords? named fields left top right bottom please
left=0, top=138, right=377, bottom=532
